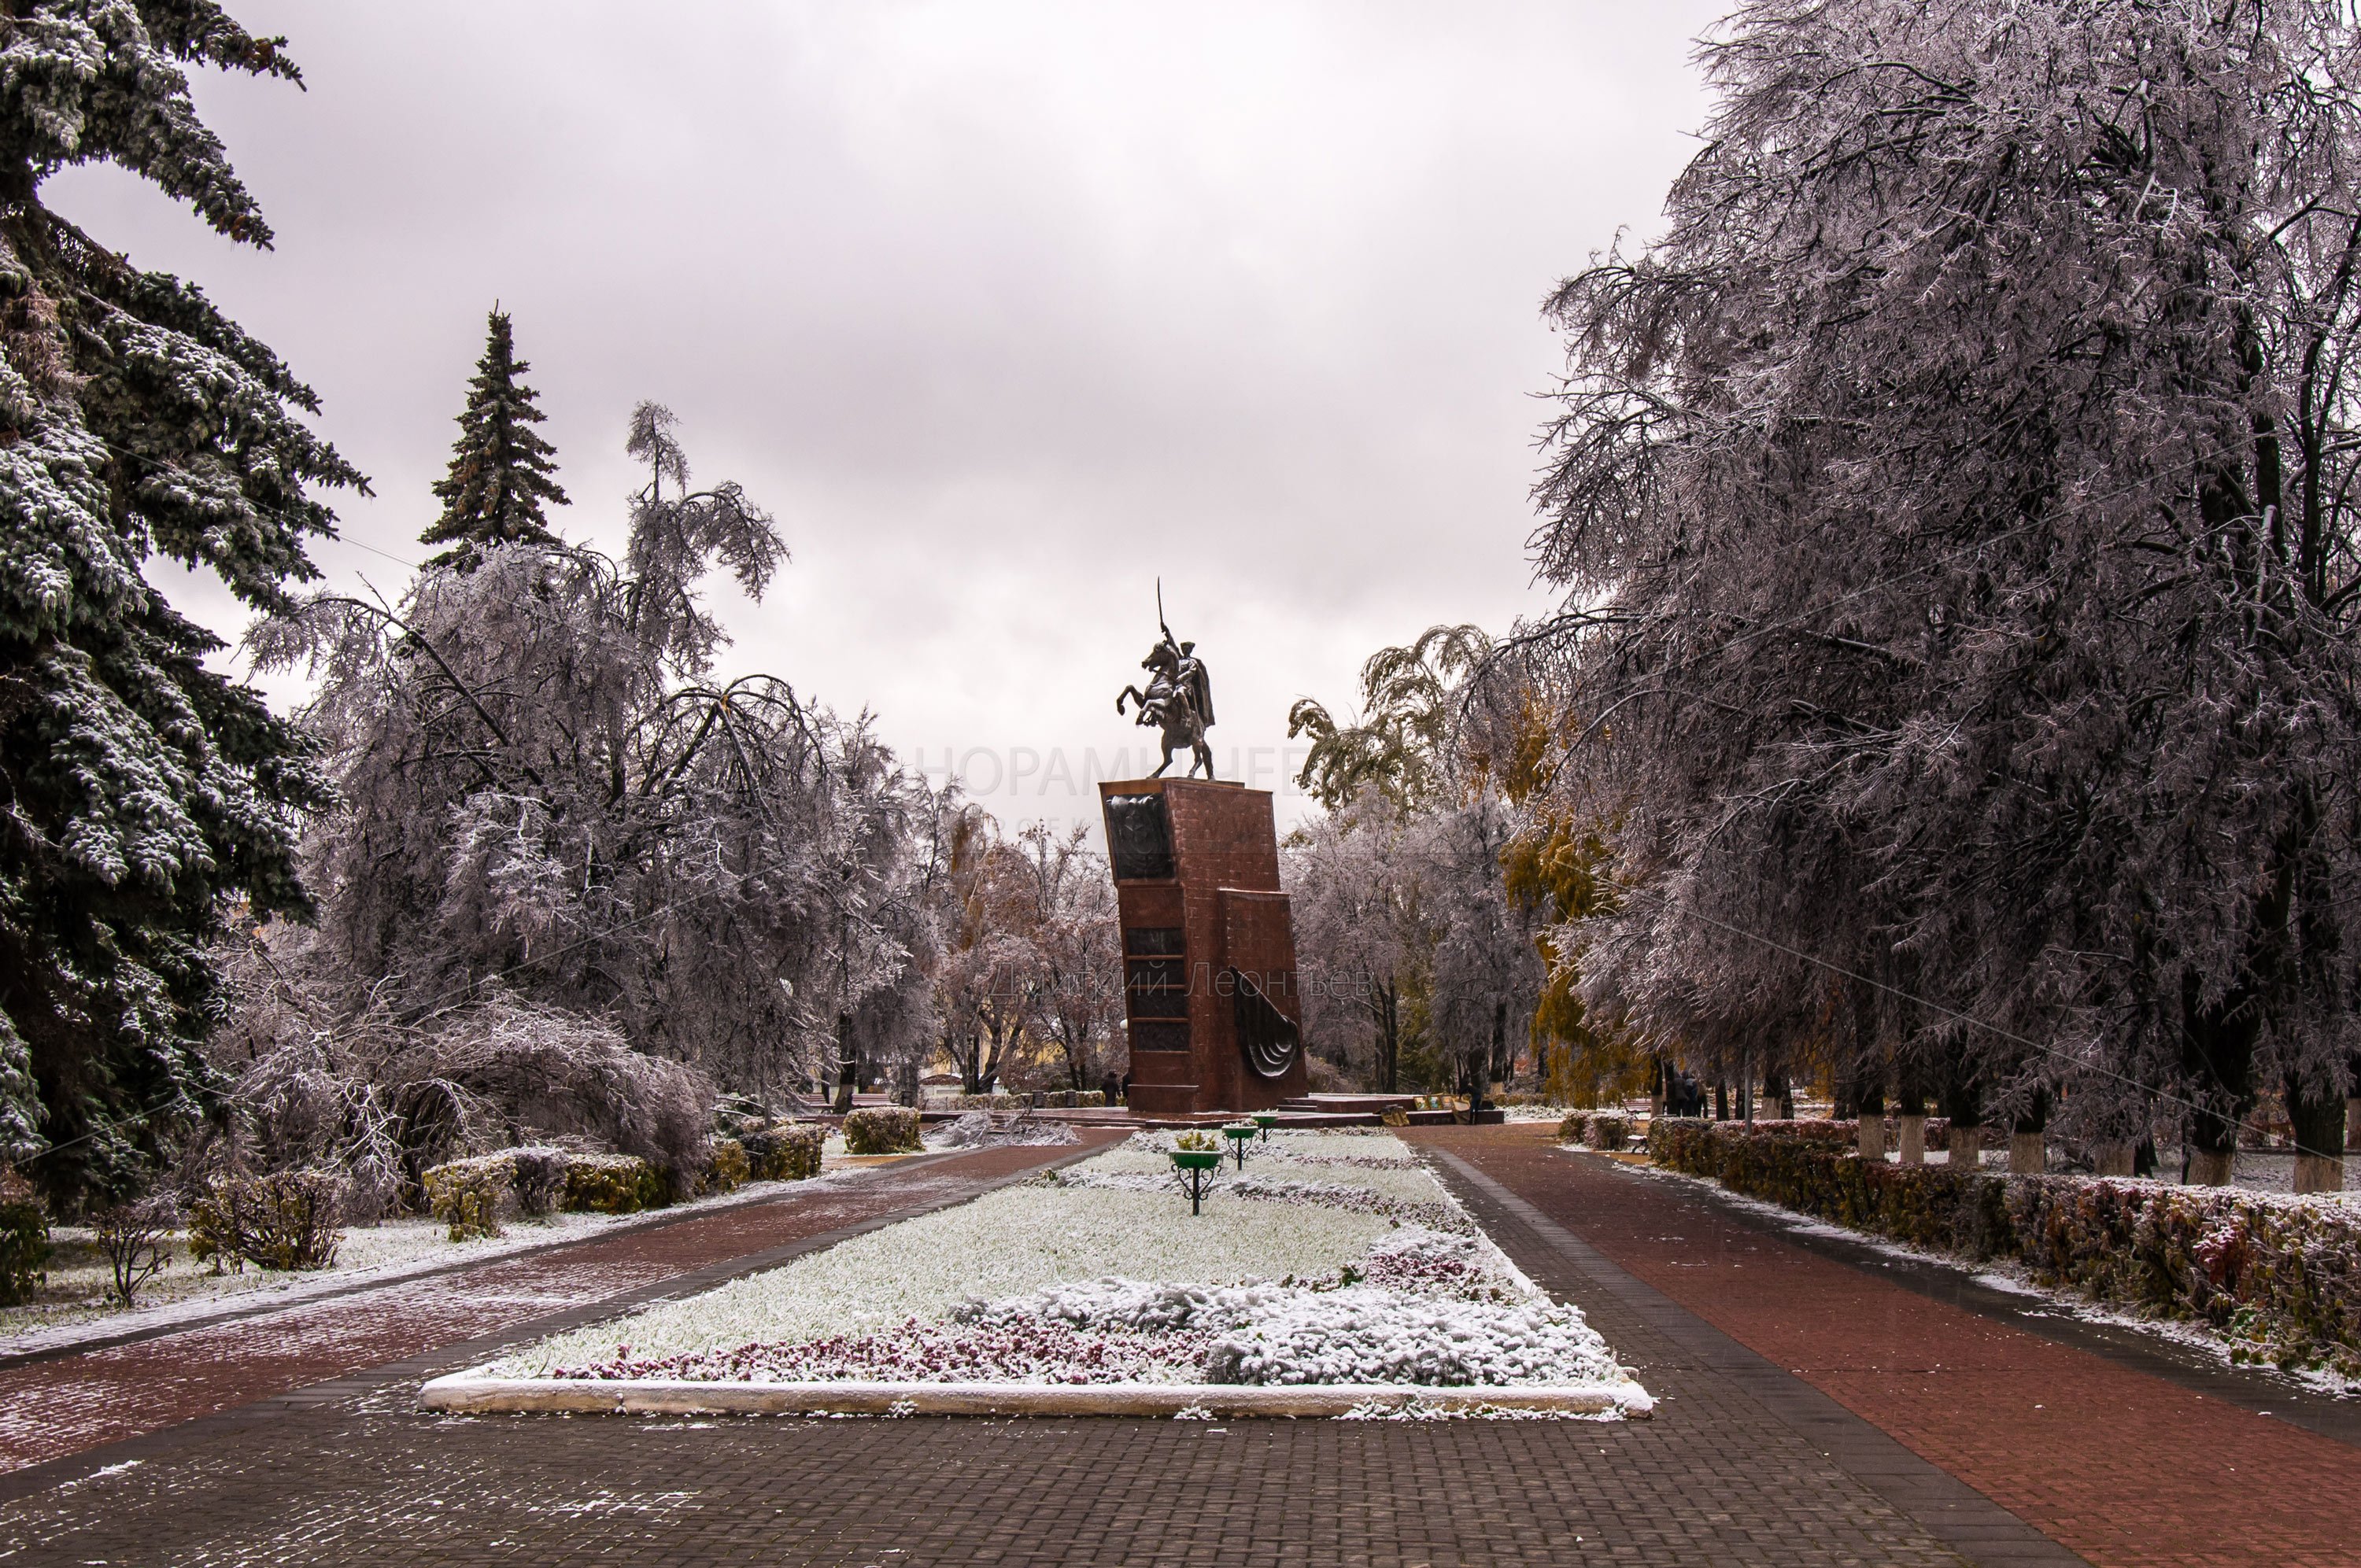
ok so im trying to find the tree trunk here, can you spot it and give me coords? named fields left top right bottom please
left=2286, top=1072, right=2345, bottom=1194
left=954, top=1028, right=981, bottom=1095
left=2185, top=1145, right=2233, bottom=1185
left=2176, top=792, right=2295, bottom=1186
left=1945, top=1123, right=1982, bottom=1168
left=1855, top=1073, right=1885, bottom=1161
left=1895, top=1069, right=1926, bottom=1165
left=832, top=1012, right=857, bottom=1113
left=2294, top=1152, right=2344, bottom=1194
left=2348, top=1097, right=2360, bottom=1155
left=2008, top=1086, right=2049, bottom=1176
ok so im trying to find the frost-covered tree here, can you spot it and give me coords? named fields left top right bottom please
left=1418, top=791, right=1544, bottom=1100
left=1534, top=0, right=2361, bottom=1185
left=1288, top=798, right=1424, bottom=1092
left=419, top=308, right=567, bottom=570
left=1013, top=822, right=1122, bottom=1092
left=252, top=404, right=897, bottom=1101
left=929, top=806, right=1036, bottom=1094
left=806, top=721, right=940, bottom=1110
left=1287, top=626, right=1546, bottom=1097
left=1288, top=625, right=1491, bottom=813
left=0, top=6, right=362, bottom=1201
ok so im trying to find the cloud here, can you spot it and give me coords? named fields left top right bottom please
left=66, top=0, right=1721, bottom=828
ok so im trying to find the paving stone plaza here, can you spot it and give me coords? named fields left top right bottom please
left=3, top=1125, right=2351, bottom=1567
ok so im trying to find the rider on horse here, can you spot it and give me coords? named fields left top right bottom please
left=1116, top=597, right=1217, bottom=779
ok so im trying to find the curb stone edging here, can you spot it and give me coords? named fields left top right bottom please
left=418, top=1374, right=1653, bottom=1419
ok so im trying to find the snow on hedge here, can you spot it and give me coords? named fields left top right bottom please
left=493, top=1131, right=1645, bottom=1405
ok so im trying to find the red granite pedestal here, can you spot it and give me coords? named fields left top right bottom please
left=1099, top=778, right=1308, bottom=1116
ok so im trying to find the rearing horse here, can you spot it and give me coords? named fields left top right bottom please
left=1116, top=645, right=1214, bottom=778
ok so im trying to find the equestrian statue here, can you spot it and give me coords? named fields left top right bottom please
left=1115, top=585, right=1217, bottom=779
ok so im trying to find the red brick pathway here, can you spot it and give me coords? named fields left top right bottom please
left=1420, top=1124, right=2361, bottom=1568
left=0, top=1138, right=1114, bottom=1474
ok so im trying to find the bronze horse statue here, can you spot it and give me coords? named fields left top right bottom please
left=1117, top=638, right=1216, bottom=779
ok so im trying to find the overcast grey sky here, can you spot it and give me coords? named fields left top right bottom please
left=65, top=0, right=1724, bottom=828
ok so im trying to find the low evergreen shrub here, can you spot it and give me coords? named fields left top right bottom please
left=843, top=1106, right=922, bottom=1155
left=189, top=1170, right=345, bottom=1272
left=561, top=1153, right=667, bottom=1214
left=741, top=1123, right=825, bottom=1182
left=700, top=1137, right=752, bottom=1195
left=511, top=1149, right=568, bottom=1216
left=1587, top=1113, right=1635, bottom=1151
left=417, top=1147, right=571, bottom=1239
left=422, top=1155, right=512, bottom=1240
left=0, top=1166, right=50, bottom=1305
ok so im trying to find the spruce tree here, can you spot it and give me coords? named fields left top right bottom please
left=0, top=4, right=362, bottom=1203
left=419, top=309, right=567, bottom=568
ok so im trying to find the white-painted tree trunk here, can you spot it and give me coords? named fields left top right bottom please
left=1857, top=1116, right=1886, bottom=1161
left=2008, top=1131, right=2045, bottom=1175
left=2185, top=1147, right=2234, bottom=1185
left=1897, top=1114, right=1925, bottom=1165
left=1945, top=1123, right=1982, bottom=1168
left=2293, top=1152, right=2344, bottom=1194
left=2094, top=1142, right=2136, bottom=1177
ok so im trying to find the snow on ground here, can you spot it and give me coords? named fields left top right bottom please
left=490, top=1130, right=1648, bottom=1410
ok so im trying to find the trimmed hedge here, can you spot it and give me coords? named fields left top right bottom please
left=0, top=1165, right=50, bottom=1305
left=1554, top=1110, right=1640, bottom=1150
left=702, top=1136, right=751, bottom=1195
left=1649, top=1120, right=2361, bottom=1375
left=742, top=1123, right=825, bottom=1182
left=422, top=1156, right=508, bottom=1240
left=562, top=1153, right=669, bottom=1215
left=843, top=1105, right=923, bottom=1155
left=419, top=1147, right=577, bottom=1239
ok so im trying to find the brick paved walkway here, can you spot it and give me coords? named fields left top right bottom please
left=1416, top=1124, right=2361, bottom=1568
left=0, top=1123, right=2341, bottom=1566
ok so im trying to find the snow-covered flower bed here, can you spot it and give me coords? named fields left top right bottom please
left=488, top=1131, right=1649, bottom=1413
left=929, top=1111, right=1081, bottom=1150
